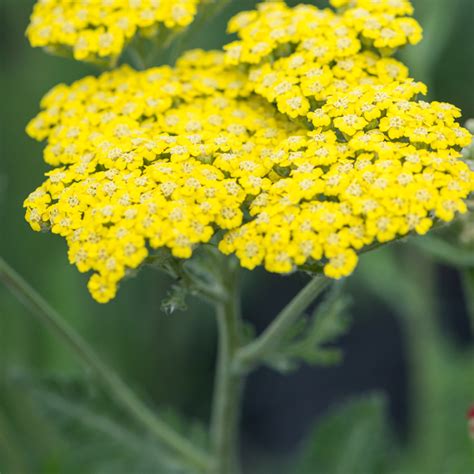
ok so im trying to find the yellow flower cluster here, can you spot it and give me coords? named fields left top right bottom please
left=25, top=0, right=473, bottom=302
left=218, top=0, right=473, bottom=278
left=25, top=51, right=304, bottom=302
left=27, top=0, right=204, bottom=62
left=225, top=0, right=422, bottom=67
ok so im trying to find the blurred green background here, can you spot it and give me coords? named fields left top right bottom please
left=1, top=1, right=473, bottom=473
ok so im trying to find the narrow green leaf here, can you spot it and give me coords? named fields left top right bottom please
left=10, top=371, right=201, bottom=474
left=161, top=284, right=189, bottom=315
left=262, top=284, right=351, bottom=372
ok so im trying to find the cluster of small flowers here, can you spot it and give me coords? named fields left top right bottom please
left=27, top=0, right=203, bottom=62
left=225, top=0, right=422, bottom=67
left=219, top=0, right=472, bottom=278
left=25, top=51, right=304, bottom=302
left=25, top=0, right=473, bottom=302
left=225, top=0, right=423, bottom=115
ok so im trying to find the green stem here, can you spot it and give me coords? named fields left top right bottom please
left=210, top=260, right=243, bottom=474
left=234, top=275, right=330, bottom=373
left=0, top=257, right=211, bottom=472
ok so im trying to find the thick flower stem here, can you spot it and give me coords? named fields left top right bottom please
left=0, top=257, right=212, bottom=473
left=234, top=275, right=330, bottom=373
left=210, top=261, right=243, bottom=474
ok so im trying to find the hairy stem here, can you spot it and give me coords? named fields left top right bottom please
left=234, top=275, right=330, bottom=373
left=210, top=260, right=243, bottom=474
left=0, top=257, right=211, bottom=472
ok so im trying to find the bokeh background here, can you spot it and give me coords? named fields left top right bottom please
left=1, top=1, right=473, bottom=473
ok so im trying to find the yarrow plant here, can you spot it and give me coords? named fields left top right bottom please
left=24, top=51, right=304, bottom=302
left=27, top=0, right=206, bottom=63
left=0, top=0, right=471, bottom=473
left=25, top=0, right=473, bottom=303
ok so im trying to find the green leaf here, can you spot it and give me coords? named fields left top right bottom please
left=263, top=284, right=351, bottom=373
left=8, top=371, right=202, bottom=474
left=307, top=284, right=352, bottom=344
left=294, top=394, right=393, bottom=474
left=161, top=284, right=189, bottom=315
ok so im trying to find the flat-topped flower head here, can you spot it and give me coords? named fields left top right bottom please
left=217, top=0, right=473, bottom=278
left=25, top=50, right=305, bottom=302
left=226, top=0, right=421, bottom=67
left=225, top=1, right=426, bottom=125
left=27, top=0, right=205, bottom=63
left=24, top=2, right=473, bottom=304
